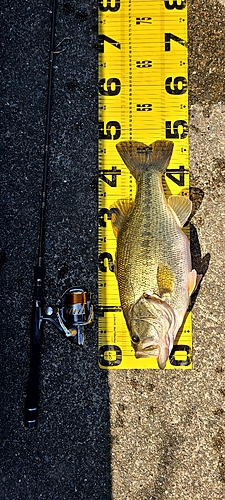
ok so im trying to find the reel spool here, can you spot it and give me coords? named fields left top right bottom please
left=44, top=287, right=93, bottom=345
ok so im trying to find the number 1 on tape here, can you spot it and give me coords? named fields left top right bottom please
left=98, top=0, right=191, bottom=370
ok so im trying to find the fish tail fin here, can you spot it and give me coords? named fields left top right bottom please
left=116, top=140, right=174, bottom=179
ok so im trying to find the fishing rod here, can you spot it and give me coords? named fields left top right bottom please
left=25, top=0, right=93, bottom=428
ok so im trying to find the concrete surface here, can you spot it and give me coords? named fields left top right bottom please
left=1, top=0, right=225, bottom=499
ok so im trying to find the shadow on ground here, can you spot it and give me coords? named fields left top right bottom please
left=0, top=1, right=112, bottom=499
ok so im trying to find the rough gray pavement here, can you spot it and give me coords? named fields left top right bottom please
left=1, top=0, right=225, bottom=499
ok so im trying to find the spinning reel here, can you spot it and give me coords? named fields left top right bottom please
left=43, top=287, right=93, bottom=345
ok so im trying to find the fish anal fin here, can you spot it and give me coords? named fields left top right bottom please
left=168, top=195, right=192, bottom=227
left=157, top=264, right=174, bottom=297
left=110, top=198, right=133, bottom=238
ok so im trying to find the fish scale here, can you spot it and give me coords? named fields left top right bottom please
left=116, top=166, right=189, bottom=315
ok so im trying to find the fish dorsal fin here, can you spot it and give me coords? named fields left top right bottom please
left=168, top=195, right=192, bottom=227
left=157, top=264, right=174, bottom=297
left=110, top=198, right=133, bottom=238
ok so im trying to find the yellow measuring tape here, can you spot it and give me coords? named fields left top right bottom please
left=98, top=0, right=191, bottom=370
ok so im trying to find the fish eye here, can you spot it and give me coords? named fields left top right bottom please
left=131, top=334, right=140, bottom=344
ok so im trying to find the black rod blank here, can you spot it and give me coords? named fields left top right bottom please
left=38, top=0, right=56, bottom=266
left=25, top=0, right=56, bottom=428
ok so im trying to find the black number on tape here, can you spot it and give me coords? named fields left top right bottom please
left=137, top=146, right=153, bottom=154
left=99, top=121, right=121, bottom=140
left=98, top=345, right=122, bottom=367
left=165, top=76, right=187, bottom=95
left=169, top=345, right=191, bottom=366
left=98, top=306, right=121, bottom=316
left=136, top=103, right=152, bottom=111
left=98, top=78, right=121, bottom=96
left=166, top=120, right=188, bottom=139
left=165, top=33, right=187, bottom=51
left=164, top=0, right=186, bottom=10
left=98, top=207, right=119, bottom=227
left=166, top=166, right=187, bottom=187
left=98, top=34, right=121, bottom=53
left=136, top=17, right=152, bottom=24
left=98, top=0, right=120, bottom=12
left=136, top=60, right=152, bottom=68
left=99, top=166, right=121, bottom=187
left=98, top=252, right=114, bottom=272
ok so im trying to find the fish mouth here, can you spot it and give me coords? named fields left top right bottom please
left=135, top=348, right=159, bottom=359
left=134, top=337, right=170, bottom=370
left=134, top=338, right=159, bottom=358
left=142, top=338, right=158, bottom=349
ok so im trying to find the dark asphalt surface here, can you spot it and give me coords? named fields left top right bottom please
left=1, top=0, right=225, bottom=499
left=1, top=1, right=111, bottom=499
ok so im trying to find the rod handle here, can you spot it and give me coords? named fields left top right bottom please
left=25, top=266, right=45, bottom=428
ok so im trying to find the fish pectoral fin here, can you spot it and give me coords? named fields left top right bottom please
left=168, top=195, right=192, bottom=227
left=110, top=198, right=133, bottom=238
left=157, top=264, right=174, bottom=296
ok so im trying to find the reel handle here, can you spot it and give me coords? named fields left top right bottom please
left=25, top=265, right=45, bottom=428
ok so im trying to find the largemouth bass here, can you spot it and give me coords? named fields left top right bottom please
left=110, top=140, right=201, bottom=369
